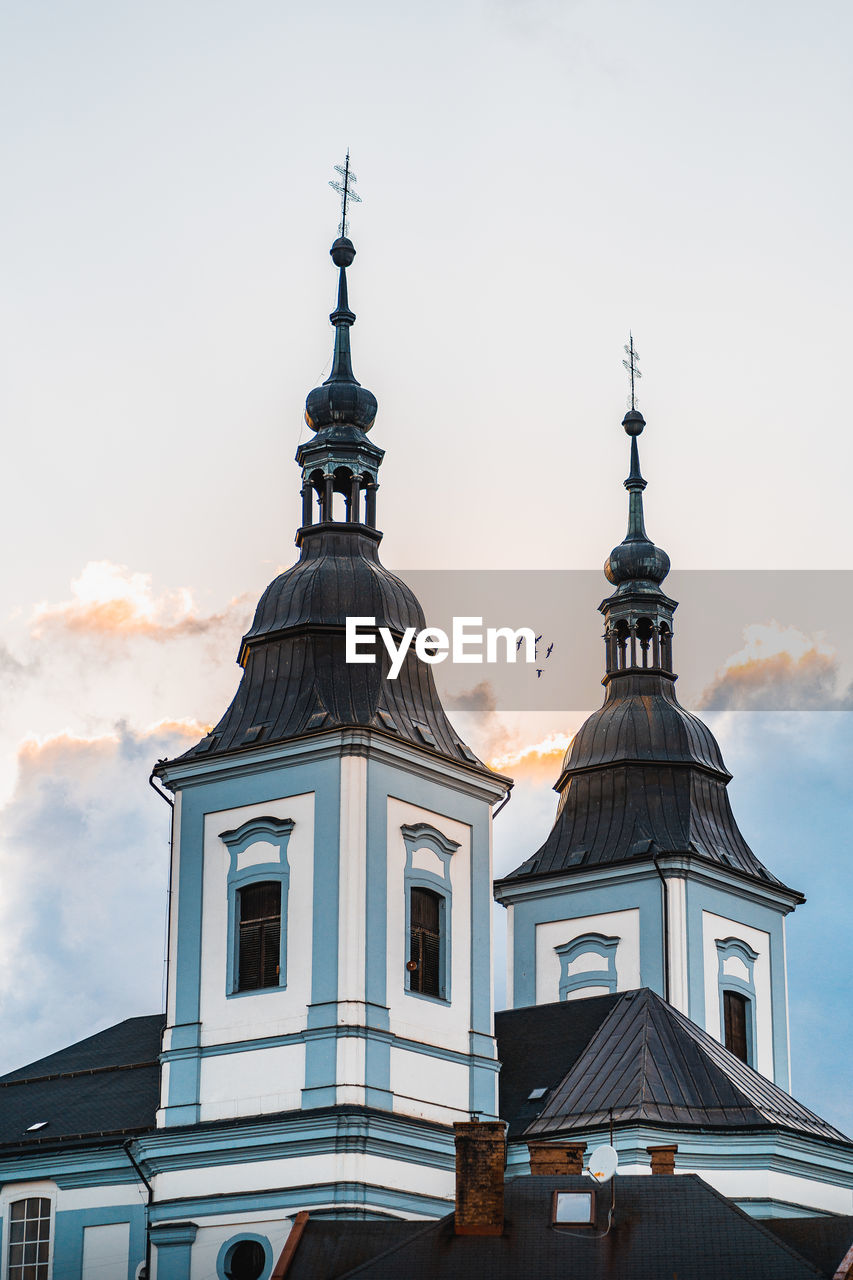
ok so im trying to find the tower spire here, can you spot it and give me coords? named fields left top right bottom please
left=602, top=340, right=674, bottom=676
left=299, top=155, right=382, bottom=530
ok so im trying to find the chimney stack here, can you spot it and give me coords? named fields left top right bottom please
left=527, top=1142, right=586, bottom=1176
left=454, top=1121, right=506, bottom=1236
left=647, top=1144, right=678, bottom=1175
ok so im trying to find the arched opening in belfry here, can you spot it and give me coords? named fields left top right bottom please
left=636, top=616, right=654, bottom=668
left=614, top=620, right=630, bottom=670
left=659, top=622, right=672, bottom=670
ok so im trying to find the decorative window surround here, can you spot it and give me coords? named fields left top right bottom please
left=216, top=1232, right=272, bottom=1280
left=0, top=1184, right=57, bottom=1280
left=220, top=817, right=294, bottom=998
left=556, top=933, right=620, bottom=999
left=716, top=936, right=758, bottom=1066
left=401, top=823, right=459, bottom=1004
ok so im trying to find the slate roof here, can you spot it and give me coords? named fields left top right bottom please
left=0, top=1014, right=164, bottom=1149
left=164, top=526, right=501, bottom=783
left=282, top=1175, right=830, bottom=1279
left=766, top=1216, right=853, bottom=1278
left=498, top=671, right=797, bottom=893
left=496, top=990, right=851, bottom=1145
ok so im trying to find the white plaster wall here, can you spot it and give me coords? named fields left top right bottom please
left=338, top=755, right=367, bottom=1010
left=81, top=1223, right=130, bottom=1278
left=190, top=1214, right=292, bottom=1280
left=199, top=792, right=315, bottom=1044
left=702, top=910, right=773, bottom=1078
left=535, top=909, right=640, bottom=1004
left=199, top=1043, right=305, bottom=1119
left=385, top=798, right=472, bottom=1054
left=389, top=1047, right=469, bottom=1124
left=154, top=1151, right=454, bottom=1204
left=164, top=790, right=182, bottom=1026
left=600, top=1161, right=853, bottom=1215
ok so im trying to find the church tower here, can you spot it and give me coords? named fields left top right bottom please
left=495, top=405, right=802, bottom=1089
left=152, top=207, right=509, bottom=1218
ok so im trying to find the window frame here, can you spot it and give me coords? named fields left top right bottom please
left=215, top=1232, right=272, bottom=1280
left=401, top=823, right=459, bottom=1005
left=1, top=1184, right=56, bottom=1280
left=555, top=933, right=620, bottom=1000
left=220, top=817, right=294, bottom=998
left=716, top=936, right=758, bottom=1067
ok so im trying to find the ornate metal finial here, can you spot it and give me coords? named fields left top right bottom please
left=328, top=150, right=362, bottom=238
left=622, top=333, right=642, bottom=411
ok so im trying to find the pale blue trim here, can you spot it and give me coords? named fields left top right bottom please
left=684, top=880, right=791, bottom=1090
left=216, top=1231, right=272, bottom=1280
left=149, top=1180, right=452, bottom=1221
left=165, top=755, right=339, bottom=1121
left=509, top=879, right=662, bottom=1009
left=556, top=933, right=619, bottom=999
left=364, top=758, right=497, bottom=1117
left=716, top=936, right=758, bottom=1066
left=403, top=824, right=455, bottom=1004
left=47, top=1205, right=147, bottom=1280
left=221, top=816, right=294, bottom=996
left=150, top=1220, right=198, bottom=1280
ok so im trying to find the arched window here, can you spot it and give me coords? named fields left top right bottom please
left=217, top=1234, right=271, bottom=1280
left=237, top=881, right=281, bottom=992
left=401, top=823, right=458, bottom=1003
left=723, top=990, right=750, bottom=1063
left=220, top=816, right=293, bottom=997
left=8, top=1197, right=51, bottom=1279
left=409, top=887, right=442, bottom=997
left=716, top=936, right=758, bottom=1066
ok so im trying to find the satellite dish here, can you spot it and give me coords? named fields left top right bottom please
left=587, top=1144, right=618, bottom=1183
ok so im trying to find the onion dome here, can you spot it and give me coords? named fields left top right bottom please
left=604, top=410, right=671, bottom=588
left=304, top=237, right=378, bottom=433
left=497, top=387, right=798, bottom=897
left=164, top=177, right=493, bottom=780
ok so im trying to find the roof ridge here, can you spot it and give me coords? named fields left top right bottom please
left=0, top=1058, right=159, bottom=1089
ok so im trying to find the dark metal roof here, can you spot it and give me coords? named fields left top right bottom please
left=499, top=671, right=794, bottom=891
left=765, top=1217, right=853, bottom=1278
left=167, top=527, right=495, bottom=778
left=284, top=1175, right=829, bottom=1279
left=0, top=1014, right=164, bottom=1150
left=495, top=994, right=622, bottom=1137
left=505, top=990, right=851, bottom=1145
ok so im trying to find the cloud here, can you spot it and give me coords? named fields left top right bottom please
left=0, top=722, right=197, bottom=1075
left=698, top=622, right=853, bottom=710
left=31, top=560, right=248, bottom=641
left=489, top=730, right=573, bottom=778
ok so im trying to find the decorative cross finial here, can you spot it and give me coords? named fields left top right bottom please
left=622, top=333, right=642, bottom=410
left=328, top=150, right=362, bottom=238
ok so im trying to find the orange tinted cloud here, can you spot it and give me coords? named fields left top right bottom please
left=699, top=622, right=851, bottom=710
left=488, top=731, right=573, bottom=781
left=31, top=561, right=247, bottom=640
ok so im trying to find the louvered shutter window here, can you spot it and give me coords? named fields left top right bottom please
left=8, top=1198, right=51, bottom=1280
left=410, top=887, right=442, bottom=997
left=238, top=881, right=281, bottom=991
left=723, top=990, right=749, bottom=1062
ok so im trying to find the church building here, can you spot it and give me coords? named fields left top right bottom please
left=0, top=193, right=850, bottom=1280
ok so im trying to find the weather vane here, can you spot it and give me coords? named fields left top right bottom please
left=622, top=333, right=642, bottom=410
left=329, top=150, right=362, bottom=238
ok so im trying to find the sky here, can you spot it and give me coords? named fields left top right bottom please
left=0, top=0, right=850, bottom=1132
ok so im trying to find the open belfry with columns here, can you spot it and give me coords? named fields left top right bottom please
left=1, top=169, right=851, bottom=1280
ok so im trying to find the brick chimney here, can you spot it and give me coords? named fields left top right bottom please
left=454, top=1121, right=506, bottom=1236
left=647, top=1144, right=678, bottom=1175
left=527, top=1142, right=586, bottom=1176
